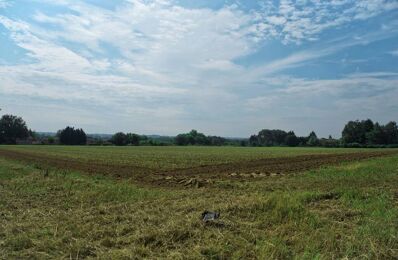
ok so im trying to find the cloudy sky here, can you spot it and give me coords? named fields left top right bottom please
left=0, top=0, right=397, bottom=137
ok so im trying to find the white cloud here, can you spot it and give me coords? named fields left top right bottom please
left=256, top=0, right=398, bottom=44
left=0, top=0, right=397, bottom=136
left=0, top=1, right=260, bottom=134
left=0, top=0, right=10, bottom=8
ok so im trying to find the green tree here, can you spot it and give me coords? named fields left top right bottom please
left=0, top=114, right=29, bottom=144
left=175, top=134, right=189, bottom=145
left=111, top=132, right=128, bottom=146
left=284, top=131, right=299, bottom=147
left=126, top=133, right=140, bottom=146
left=367, top=123, right=385, bottom=145
left=342, top=121, right=362, bottom=144
left=57, top=126, right=87, bottom=145
left=249, top=135, right=259, bottom=146
left=306, top=131, right=319, bottom=146
left=383, top=121, right=398, bottom=144
left=256, top=129, right=288, bottom=146
left=342, top=119, right=374, bottom=144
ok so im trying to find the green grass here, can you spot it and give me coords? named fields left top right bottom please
left=0, top=147, right=397, bottom=259
left=0, top=145, right=385, bottom=170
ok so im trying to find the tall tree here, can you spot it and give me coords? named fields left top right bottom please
left=0, top=114, right=30, bottom=144
left=367, top=123, right=385, bottom=145
left=284, top=131, right=299, bottom=147
left=126, top=133, right=140, bottom=146
left=306, top=131, right=319, bottom=146
left=383, top=121, right=398, bottom=144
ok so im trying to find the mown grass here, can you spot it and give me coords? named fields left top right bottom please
left=0, top=153, right=397, bottom=259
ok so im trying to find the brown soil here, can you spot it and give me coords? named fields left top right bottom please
left=0, top=149, right=396, bottom=187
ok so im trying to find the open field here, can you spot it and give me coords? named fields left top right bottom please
left=0, top=145, right=385, bottom=170
left=0, top=146, right=398, bottom=259
left=0, top=146, right=396, bottom=187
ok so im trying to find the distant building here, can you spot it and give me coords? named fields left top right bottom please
left=16, top=137, right=40, bottom=145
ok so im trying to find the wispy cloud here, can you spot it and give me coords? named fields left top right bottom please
left=0, top=0, right=10, bottom=8
left=254, top=0, right=398, bottom=44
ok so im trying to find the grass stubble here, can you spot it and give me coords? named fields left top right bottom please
left=0, top=148, right=397, bottom=259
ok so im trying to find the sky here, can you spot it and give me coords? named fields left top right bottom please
left=0, top=0, right=397, bottom=138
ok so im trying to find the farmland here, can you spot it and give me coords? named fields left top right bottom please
left=0, top=146, right=398, bottom=259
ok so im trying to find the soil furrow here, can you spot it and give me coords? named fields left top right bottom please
left=0, top=148, right=396, bottom=187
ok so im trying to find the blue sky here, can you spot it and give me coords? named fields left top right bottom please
left=0, top=0, right=397, bottom=137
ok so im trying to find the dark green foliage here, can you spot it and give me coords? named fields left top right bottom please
left=366, top=123, right=385, bottom=145
left=319, top=136, right=340, bottom=147
left=342, top=119, right=372, bottom=144
left=306, top=131, right=319, bottom=146
left=342, top=119, right=398, bottom=145
left=139, top=135, right=174, bottom=146
left=111, top=132, right=128, bottom=146
left=57, top=126, right=87, bottom=145
left=285, top=131, right=299, bottom=147
left=175, top=130, right=226, bottom=146
left=111, top=132, right=146, bottom=146
left=0, top=114, right=30, bottom=144
left=249, top=135, right=258, bottom=146
left=255, top=129, right=285, bottom=146
left=297, top=136, right=308, bottom=146
left=208, top=136, right=226, bottom=146
left=249, top=129, right=303, bottom=147
left=126, top=133, right=140, bottom=146
left=249, top=119, right=397, bottom=148
left=383, top=121, right=398, bottom=144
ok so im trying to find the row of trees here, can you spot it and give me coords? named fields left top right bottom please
left=342, top=119, right=398, bottom=145
left=175, top=130, right=226, bottom=146
left=249, top=130, right=323, bottom=147
left=248, top=119, right=398, bottom=147
left=0, top=113, right=88, bottom=145
left=1, top=112, right=397, bottom=147
left=108, top=130, right=228, bottom=146
left=110, top=132, right=142, bottom=146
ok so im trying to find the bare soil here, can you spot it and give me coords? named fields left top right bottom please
left=0, top=149, right=396, bottom=187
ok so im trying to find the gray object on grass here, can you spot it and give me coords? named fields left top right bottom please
left=201, top=211, right=220, bottom=222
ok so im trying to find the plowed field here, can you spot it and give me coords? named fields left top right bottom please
left=0, top=148, right=395, bottom=187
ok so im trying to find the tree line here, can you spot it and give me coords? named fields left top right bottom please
left=0, top=113, right=397, bottom=147
left=248, top=119, right=398, bottom=148
left=249, top=130, right=322, bottom=147
left=342, top=119, right=398, bottom=145
left=175, top=130, right=227, bottom=146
